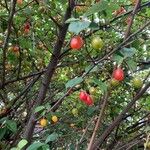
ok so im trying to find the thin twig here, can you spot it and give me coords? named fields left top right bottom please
left=87, top=92, right=109, bottom=150
left=2, top=0, right=17, bottom=87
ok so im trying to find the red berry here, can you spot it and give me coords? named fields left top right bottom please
left=112, top=68, right=124, bottom=81
left=79, top=91, right=87, bottom=101
left=85, top=95, right=93, bottom=106
left=13, top=45, right=19, bottom=52
left=24, top=22, right=30, bottom=30
left=24, top=28, right=30, bottom=34
left=70, top=36, right=84, bottom=50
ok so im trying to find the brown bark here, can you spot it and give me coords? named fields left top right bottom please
left=23, top=1, right=75, bottom=144
left=91, top=82, right=150, bottom=149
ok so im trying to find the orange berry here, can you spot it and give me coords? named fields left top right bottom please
left=51, top=115, right=58, bottom=123
left=39, top=118, right=48, bottom=127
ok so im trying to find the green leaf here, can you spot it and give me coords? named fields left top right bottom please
left=10, top=148, right=18, bottom=150
left=66, top=77, right=83, bottom=89
left=112, top=54, right=124, bottom=65
left=144, top=126, right=150, bottom=132
left=92, top=78, right=107, bottom=93
left=6, top=120, right=17, bottom=133
left=83, top=0, right=108, bottom=17
left=45, top=133, right=58, bottom=143
left=27, top=142, right=45, bottom=150
left=18, top=139, right=28, bottom=149
left=41, top=144, right=50, bottom=150
left=34, top=106, right=45, bottom=113
left=65, top=18, right=80, bottom=23
left=126, top=59, right=137, bottom=72
left=85, top=65, right=98, bottom=74
left=0, top=127, right=6, bottom=140
left=68, top=20, right=90, bottom=34
left=121, top=47, right=136, bottom=58
left=69, top=144, right=75, bottom=150
left=105, top=3, right=119, bottom=18
left=87, top=106, right=97, bottom=116
left=89, top=22, right=99, bottom=30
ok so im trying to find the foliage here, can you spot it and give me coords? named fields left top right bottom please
left=0, top=0, right=150, bottom=150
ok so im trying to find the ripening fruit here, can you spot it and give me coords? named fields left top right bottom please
left=85, top=95, right=93, bottom=106
left=112, top=68, right=124, bottom=81
left=132, top=77, right=143, bottom=89
left=13, top=45, right=19, bottom=52
left=72, top=108, right=78, bottom=116
left=79, top=91, right=88, bottom=101
left=24, top=22, right=30, bottom=30
left=91, top=36, right=104, bottom=50
left=24, top=28, right=30, bottom=35
left=89, top=87, right=96, bottom=94
left=110, top=78, right=120, bottom=87
left=51, top=115, right=58, bottom=123
left=39, top=118, right=48, bottom=127
left=70, top=36, right=84, bottom=50
left=17, top=0, right=23, bottom=5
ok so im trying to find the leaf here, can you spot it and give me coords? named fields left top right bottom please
left=89, top=22, right=99, bottom=30
left=83, top=0, right=108, bottom=17
left=87, top=106, right=97, bottom=116
left=10, top=148, right=17, bottom=150
left=105, top=3, right=119, bottom=18
left=92, top=78, right=107, bottom=93
left=126, top=59, right=137, bottom=72
left=69, top=144, right=75, bottom=150
left=66, top=77, right=83, bottom=89
left=121, top=47, right=136, bottom=58
left=85, top=65, right=98, bottom=74
left=34, top=106, right=45, bottom=113
left=112, top=54, right=124, bottom=65
left=41, top=144, right=50, bottom=150
left=45, top=133, right=58, bottom=143
left=6, top=120, right=17, bottom=133
left=27, top=142, right=45, bottom=150
left=0, top=127, right=6, bottom=140
left=68, top=20, right=90, bottom=34
left=144, top=126, right=150, bottom=132
left=65, top=18, right=80, bottom=23
left=18, top=139, right=28, bottom=149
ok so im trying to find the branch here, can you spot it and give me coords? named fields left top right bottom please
left=0, top=75, right=41, bottom=119
left=46, top=21, right=150, bottom=118
left=124, top=0, right=141, bottom=39
left=2, top=0, right=17, bottom=87
left=87, top=92, right=109, bottom=150
left=0, top=69, right=46, bottom=88
left=75, top=117, right=95, bottom=150
left=95, top=20, right=150, bottom=65
left=91, top=82, right=150, bottom=149
left=22, top=1, right=75, bottom=145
